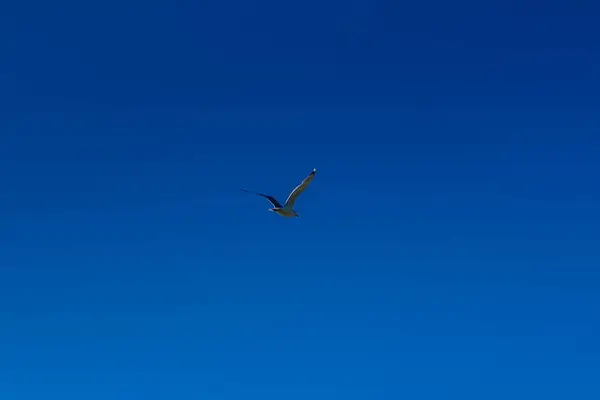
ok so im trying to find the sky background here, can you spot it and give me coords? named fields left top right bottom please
left=1, top=1, right=600, bottom=399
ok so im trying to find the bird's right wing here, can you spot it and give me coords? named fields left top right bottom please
left=240, top=189, right=283, bottom=208
left=284, top=168, right=316, bottom=207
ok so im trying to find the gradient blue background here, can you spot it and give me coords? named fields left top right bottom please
left=1, top=1, right=599, bottom=398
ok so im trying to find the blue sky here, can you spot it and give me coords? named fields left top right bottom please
left=1, top=1, right=599, bottom=399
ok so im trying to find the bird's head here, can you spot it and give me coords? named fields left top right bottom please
left=294, top=211, right=300, bottom=218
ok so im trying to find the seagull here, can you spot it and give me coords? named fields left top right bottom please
left=241, top=168, right=316, bottom=218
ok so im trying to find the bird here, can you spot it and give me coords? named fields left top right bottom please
left=241, top=168, right=316, bottom=218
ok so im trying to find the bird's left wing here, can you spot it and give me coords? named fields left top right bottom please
left=240, top=189, right=283, bottom=208
left=284, top=168, right=316, bottom=207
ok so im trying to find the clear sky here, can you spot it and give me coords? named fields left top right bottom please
left=1, top=1, right=599, bottom=399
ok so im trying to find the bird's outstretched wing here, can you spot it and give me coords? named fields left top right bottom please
left=240, top=189, right=283, bottom=208
left=284, top=168, right=316, bottom=207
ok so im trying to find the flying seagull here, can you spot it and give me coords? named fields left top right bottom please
left=241, top=168, right=316, bottom=218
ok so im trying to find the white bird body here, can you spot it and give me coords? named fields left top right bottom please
left=269, top=206, right=297, bottom=218
left=241, top=169, right=316, bottom=218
